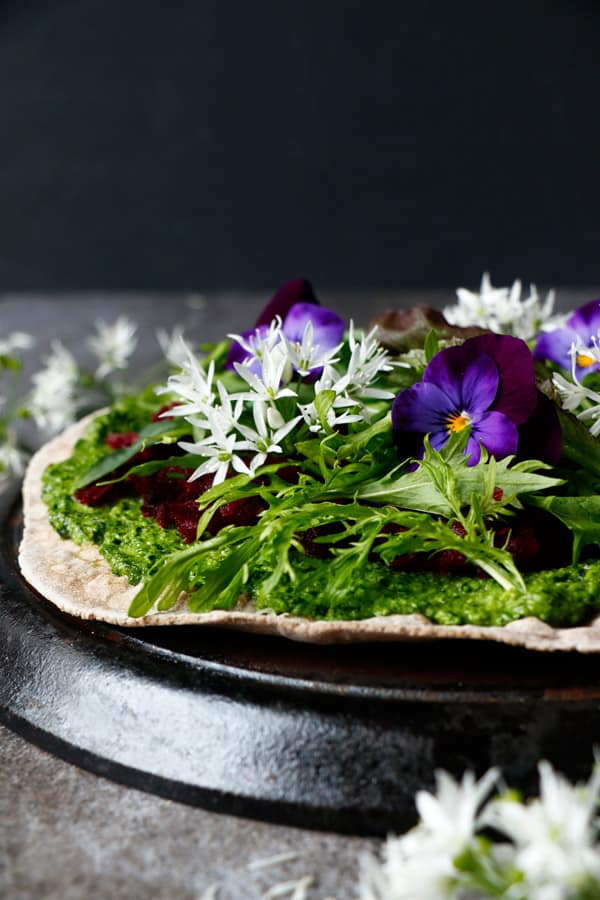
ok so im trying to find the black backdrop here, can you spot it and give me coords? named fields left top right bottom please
left=0, top=0, right=598, bottom=291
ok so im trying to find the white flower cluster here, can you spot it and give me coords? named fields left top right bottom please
left=156, top=325, right=188, bottom=368
left=159, top=317, right=394, bottom=485
left=27, top=317, right=139, bottom=436
left=0, top=332, right=35, bottom=356
left=87, top=316, right=137, bottom=379
left=28, top=341, right=80, bottom=435
left=358, top=761, right=600, bottom=900
left=553, top=341, right=600, bottom=437
left=0, top=331, right=35, bottom=484
left=444, top=272, right=561, bottom=341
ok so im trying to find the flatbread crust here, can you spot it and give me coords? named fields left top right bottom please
left=18, top=413, right=600, bottom=651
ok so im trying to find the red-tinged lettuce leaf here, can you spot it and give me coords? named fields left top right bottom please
left=369, top=306, right=486, bottom=353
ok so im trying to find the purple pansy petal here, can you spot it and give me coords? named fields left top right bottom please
left=423, top=342, right=499, bottom=416
left=283, top=302, right=345, bottom=350
left=533, top=326, right=579, bottom=368
left=422, top=342, right=477, bottom=409
left=468, top=334, right=537, bottom=425
left=460, top=354, right=499, bottom=418
left=517, top=392, right=562, bottom=465
left=465, top=433, right=482, bottom=466
left=429, top=429, right=451, bottom=451
left=472, top=411, right=519, bottom=461
left=255, top=278, right=318, bottom=328
left=392, top=381, right=454, bottom=435
left=567, top=298, right=600, bottom=336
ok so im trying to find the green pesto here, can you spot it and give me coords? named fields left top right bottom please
left=42, top=392, right=188, bottom=584
left=41, top=394, right=600, bottom=627
left=248, top=554, right=600, bottom=626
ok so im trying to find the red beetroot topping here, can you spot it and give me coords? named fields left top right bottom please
left=105, top=431, right=139, bottom=449
left=75, top=427, right=267, bottom=543
left=388, top=510, right=570, bottom=576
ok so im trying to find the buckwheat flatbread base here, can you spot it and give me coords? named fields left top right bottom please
left=17, top=413, right=600, bottom=651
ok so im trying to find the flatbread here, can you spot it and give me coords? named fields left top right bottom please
left=18, top=413, right=600, bottom=651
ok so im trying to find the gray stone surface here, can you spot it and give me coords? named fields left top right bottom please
left=0, top=724, right=375, bottom=899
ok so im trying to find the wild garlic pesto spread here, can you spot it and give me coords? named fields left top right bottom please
left=41, top=396, right=600, bottom=628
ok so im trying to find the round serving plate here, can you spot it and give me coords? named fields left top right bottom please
left=1, top=485, right=599, bottom=836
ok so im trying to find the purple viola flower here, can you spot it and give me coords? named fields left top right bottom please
left=392, top=335, right=539, bottom=466
left=534, top=299, right=600, bottom=377
left=255, top=277, right=318, bottom=328
left=282, top=302, right=344, bottom=349
left=225, top=279, right=344, bottom=376
left=225, top=278, right=319, bottom=369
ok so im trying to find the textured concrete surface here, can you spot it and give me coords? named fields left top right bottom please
left=0, top=724, right=376, bottom=899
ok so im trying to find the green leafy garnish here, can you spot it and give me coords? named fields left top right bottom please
left=129, top=431, right=561, bottom=617
left=74, top=419, right=186, bottom=489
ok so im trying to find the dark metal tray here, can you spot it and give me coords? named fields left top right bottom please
left=1, top=485, right=599, bottom=836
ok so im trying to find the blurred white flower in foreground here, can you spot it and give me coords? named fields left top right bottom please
left=28, top=340, right=80, bottom=435
left=484, top=760, right=600, bottom=898
left=358, top=768, right=498, bottom=899
left=357, top=761, right=600, bottom=900
left=88, top=316, right=137, bottom=378
left=443, top=272, right=560, bottom=340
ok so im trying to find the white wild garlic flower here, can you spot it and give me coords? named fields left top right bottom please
left=483, top=761, right=600, bottom=898
left=233, top=343, right=297, bottom=404
left=553, top=341, right=600, bottom=437
left=0, top=332, right=35, bottom=355
left=156, top=325, right=189, bottom=369
left=88, top=316, right=137, bottom=378
left=444, top=272, right=559, bottom=340
left=179, top=403, right=253, bottom=485
left=279, top=319, right=343, bottom=377
left=158, top=347, right=216, bottom=426
left=235, top=401, right=302, bottom=471
left=358, top=768, right=499, bottom=900
left=28, top=340, right=80, bottom=435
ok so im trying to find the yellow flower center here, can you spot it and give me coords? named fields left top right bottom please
left=577, top=351, right=595, bottom=368
left=447, top=411, right=471, bottom=433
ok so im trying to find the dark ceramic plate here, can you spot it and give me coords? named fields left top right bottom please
left=1, top=485, right=599, bottom=835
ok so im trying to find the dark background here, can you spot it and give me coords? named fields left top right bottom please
left=0, top=0, right=598, bottom=292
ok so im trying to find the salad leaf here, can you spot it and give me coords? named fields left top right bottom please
left=129, top=430, right=565, bottom=615
left=528, top=494, right=600, bottom=563
left=556, top=405, right=600, bottom=481
left=96, top=453, right=204, bottom=486
left=74, top=419, right=185, bottom=489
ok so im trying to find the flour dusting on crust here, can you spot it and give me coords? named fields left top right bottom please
left=18, top=414, right=600, bottom=651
